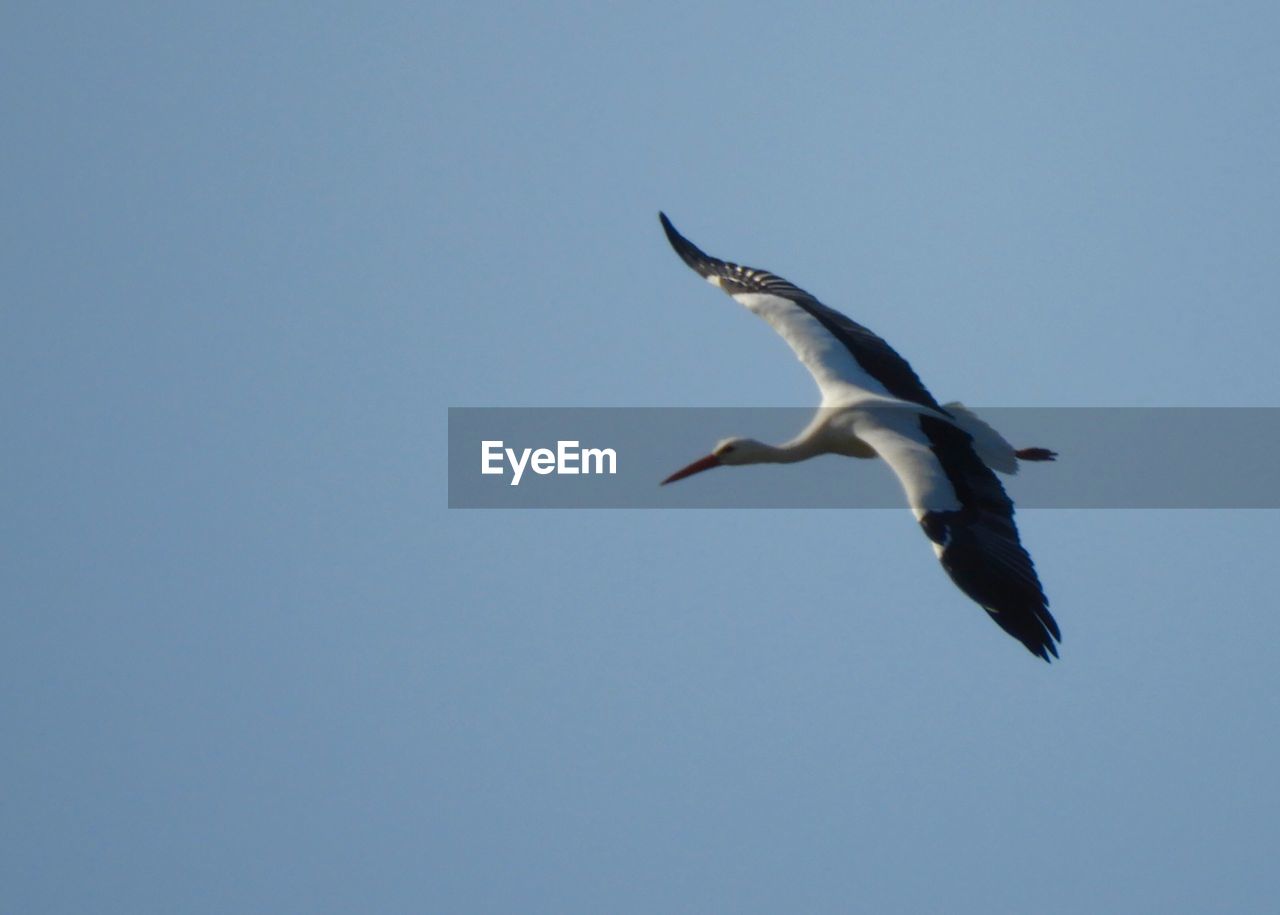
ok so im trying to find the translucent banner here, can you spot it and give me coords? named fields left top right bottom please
left=447, top=407, right=1280, bottom=508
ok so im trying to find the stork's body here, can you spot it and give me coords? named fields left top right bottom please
left=659, top=214, right=1061, bottom=661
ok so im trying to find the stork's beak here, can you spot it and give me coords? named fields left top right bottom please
left=661, top=453, right=721, bottom=486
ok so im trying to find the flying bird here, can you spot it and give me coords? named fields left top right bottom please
left=658, top=213, right=1061, bottom=660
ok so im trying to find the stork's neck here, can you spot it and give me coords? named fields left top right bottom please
left=738, top=436, right=824, bottom=465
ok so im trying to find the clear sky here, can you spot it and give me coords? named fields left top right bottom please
left=5, top=2, right=1280, bottom=912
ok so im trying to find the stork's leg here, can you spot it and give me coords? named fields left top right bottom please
left=1015, top=447, right=1057, bottom=461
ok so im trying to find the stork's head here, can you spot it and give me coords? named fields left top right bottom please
left=661, top=436, right=766, bottom=485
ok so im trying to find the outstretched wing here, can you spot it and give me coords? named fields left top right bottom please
left=850, top=406, right=1061, bottom=661
left=660, top=213, right=942, bottom=411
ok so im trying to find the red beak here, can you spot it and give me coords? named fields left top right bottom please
left=661, top=453, right=721, bottom=486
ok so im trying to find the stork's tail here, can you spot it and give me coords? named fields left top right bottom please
left=943, top=402, right=1058, bottom=472
left=942, top=402, right=1019, bottom=474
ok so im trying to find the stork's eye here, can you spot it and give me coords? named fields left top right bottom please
left=719, top=445, right=735, bottom=455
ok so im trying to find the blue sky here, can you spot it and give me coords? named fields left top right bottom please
left=5, top=2, right=1280, bottom=912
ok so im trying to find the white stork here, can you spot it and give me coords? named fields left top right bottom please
left=658, top=213, right=1061, bottom=661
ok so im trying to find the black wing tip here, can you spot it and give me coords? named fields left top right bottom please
left=1005, top=609, right=1061, bottom=662
left=996, top=618, right=1060, bottom=662
left=1032, top=634, right=1061, bottom=663
left=657, top=211, right=712, bottom=274
left=657, top=211, right=681, bottom=246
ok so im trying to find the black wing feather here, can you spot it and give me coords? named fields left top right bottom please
left=917, top=415, right=1061, bottom=660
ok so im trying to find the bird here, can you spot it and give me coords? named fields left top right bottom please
left=657, top=213, right=1061, bottom=661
